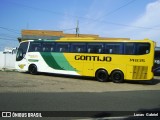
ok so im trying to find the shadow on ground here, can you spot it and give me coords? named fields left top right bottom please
left=23, top=72, right=160, bottom=85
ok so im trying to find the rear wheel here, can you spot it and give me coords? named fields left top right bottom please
left=95, top=69, right=109, bottom=82
left=29, top=64, right=37, bottom=75
left=111, top=70, right=124, bottom=83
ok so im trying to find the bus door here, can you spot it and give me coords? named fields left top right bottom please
left=154, top=50, right=160, bottom=75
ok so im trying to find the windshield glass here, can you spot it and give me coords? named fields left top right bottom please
left=16, top=42, right=29, bottom=61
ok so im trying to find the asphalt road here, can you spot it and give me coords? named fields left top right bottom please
left=0, top=91, right=160, bottom=119
left=0, top=72, right=160, bottom=120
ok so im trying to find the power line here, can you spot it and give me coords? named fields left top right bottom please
left=0, top=33, right=18, bottom=38
left=6, top=0, right=86, bottom=20
left=95, top=0, right=136, bottom=20
left=61, top=28, right=76, bottom=31
left=0, top=27, right=20, bottom=34
left=83, top=0, right=137, bottom=27
left=4, top=0, right=160, bottom=31
left=0, top=37, right=17, bottom=41
left=102, top=21, right=160, bottom=30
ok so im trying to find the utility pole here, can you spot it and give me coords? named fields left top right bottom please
left=76, top=20, right=79, bottom=37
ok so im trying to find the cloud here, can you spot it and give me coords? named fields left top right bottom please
left=133, top=0, right=160, bottom=28
left=107, top=0, right=160, bottom=45
left=58, top=0, right=111, bottom=34
left=57, top=0, right=160, bottom=46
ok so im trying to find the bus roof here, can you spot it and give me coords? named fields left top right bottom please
left=21, top=37, right=152, bottom=43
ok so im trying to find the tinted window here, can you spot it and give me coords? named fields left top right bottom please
left=136, top=43, right=150, bottom=55
left=124, top=43, right=135, bottom=55
left=56, top=43, right=69, bottom=52
left=155, top=51, right=160, bottom=58
left=19, top=42, right=29, bottom=54
left=42, top=42, right=55, bottom=52
left=87, top=43, right=103, bottom=53
left=16, top=42, right=29, bottom=61
left=28, top=42, right=42, bottom=52
left=105, top=43, right=123, bottom=54
left=71, top=43, right=86, bottom=53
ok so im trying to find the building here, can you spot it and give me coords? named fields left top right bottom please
left=18, top=30, right=130, bottom=42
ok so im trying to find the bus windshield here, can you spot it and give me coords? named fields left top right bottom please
left=16, top=42, right=28, bottom=61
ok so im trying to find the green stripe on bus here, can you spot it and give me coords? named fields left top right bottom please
left=28, top=59, right=39, bottom=62
left=40, top=52, right=64, bottom=70
left=40, top=52, right=76, bottom=71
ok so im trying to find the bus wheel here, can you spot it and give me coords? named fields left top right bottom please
left=111, top=70, right=124, bottom=83
left=29, top=64, right=37, bottom=75
left=95, top=69, right=109, bottom=82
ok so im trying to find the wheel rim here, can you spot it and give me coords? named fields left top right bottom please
left=114, top=73, right=121, bottom=80
left=99, top=72, right=106, bottom=80
left=31, top=67, right=36, bottom=74
left=111, top=71, right=124, bottom=83
left=30, top=65, right=37, bottom=74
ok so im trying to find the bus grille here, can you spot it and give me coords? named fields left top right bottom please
left=132, top=66, right=148, bottom=79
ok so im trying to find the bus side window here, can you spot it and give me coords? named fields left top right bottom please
left=136, top=43, right=150, bottom=55
left=155, top=51, right=160, bottom=58
left=87, top=43, right=103, bottom=54
left=50, top=43, right=55, bottom=52
left=42, top=43, right=55, bottom=52
left=29, top=42, right=42, bottom=52
left=56, top=43, right=69, bottom=52
left=71, top=43, right=86, bottom=53
left=105, top=43, right=122, bottom=54
left=124, top=43, right=135, bottom=55
left=42, top=46, right=49, bottom=52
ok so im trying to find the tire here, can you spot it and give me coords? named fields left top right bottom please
left=29, top=64, right=37, bottom=75
left=111, top=70, right=124, bottom=83
left=95, top=69, right=109, bottom=82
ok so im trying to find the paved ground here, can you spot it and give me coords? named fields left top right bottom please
left=0, top=71, right=160, bottom=93
left=0, top=71, right=160, bottom=120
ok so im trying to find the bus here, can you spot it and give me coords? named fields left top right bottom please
left=153, top=47, right=160, bottom=75
left=15, top=37, right=155, bottom=83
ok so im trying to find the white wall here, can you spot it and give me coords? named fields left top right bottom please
left=0, top=52, right=16, bottom=70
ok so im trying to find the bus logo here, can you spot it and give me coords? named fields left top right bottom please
left=75, top=55, right=112, bottom=62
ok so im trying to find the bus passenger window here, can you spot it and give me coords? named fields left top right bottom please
left=42, top=46, right=49, bottom=52
left=42, top=42, right=55, bottom=52
left=29, top=42, right=42, bottom=52
left=105, top=43, right=122, bottom=54
left=136, top=43, right=150, bottom=55
left=59, top=48, right=65, bottom=52
left=71, top=43, right=86, bottom=53
left=56, top=43, right=69, bottom=52
left=124, top=43, right=135, bottom=55
left=87, top=43, right=103, bottom=54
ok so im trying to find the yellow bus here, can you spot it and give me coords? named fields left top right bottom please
left=15, top=37, right=155, bottom=83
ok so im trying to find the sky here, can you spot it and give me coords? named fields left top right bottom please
left=0, top=0, right=159, bottom=51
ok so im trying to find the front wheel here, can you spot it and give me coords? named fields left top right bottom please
left=29, top=64, right=37, bottom=75
left=111, top=70, right=124, bottom=83
left=95, top=69, right=109, bottom=82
